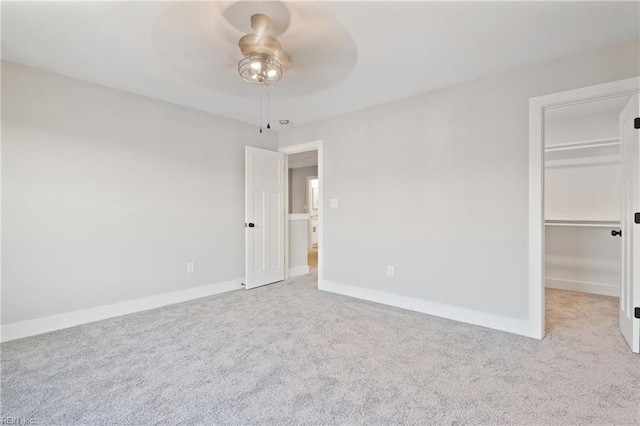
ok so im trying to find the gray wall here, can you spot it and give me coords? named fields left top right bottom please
left=3, top=39, right=639, bottom=327
left=290, top=166, right=318, bottom=213
left=278, top=38, right=640, bottom=320
left=1, top=61, right=278, bottom=325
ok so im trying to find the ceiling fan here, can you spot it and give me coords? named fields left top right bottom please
left=152, top=1, right=358, bottom=100
left=237, top=13, right=289, bottom=85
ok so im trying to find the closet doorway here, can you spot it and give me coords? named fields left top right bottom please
left=529, top=77, right=640, bottom=353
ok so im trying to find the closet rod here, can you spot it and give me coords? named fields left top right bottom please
left=545, top=220, right=620, bottom=228
left=544, top=137, right=620, bottom=153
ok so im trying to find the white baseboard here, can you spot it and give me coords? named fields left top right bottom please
left=1, top=278, right=243, bottom=343
left=289, top=265, right=310, bottom=277
left=319, top=280, right=536, bottom=338
left=545, top=277, right=619, bottom=297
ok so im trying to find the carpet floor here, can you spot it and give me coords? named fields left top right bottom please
left=1, top=275, right=638, bottom=425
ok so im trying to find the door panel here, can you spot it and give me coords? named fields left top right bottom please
left=251, top=191, right=265, bottom=273
left=245, top=147, right=285, bottom=289
left=619, top=94, right=640, bottom=353
left=269, top=191, right=282, bottom=269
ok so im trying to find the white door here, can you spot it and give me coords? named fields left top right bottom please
left=619, top=94, right=640, bottom=353
left=245, top=146, right=285, bottom=289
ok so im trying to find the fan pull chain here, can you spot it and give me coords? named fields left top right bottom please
left=266, top=86, right=271, bottom=130
left=259, top=91, right=263, bottom=134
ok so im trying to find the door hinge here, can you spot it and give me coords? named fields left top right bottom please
left=635, top=307, right=640, bottom=319
left=635, top=213, right=640, bottom=224
left=635, top=117, right=640, bottom=129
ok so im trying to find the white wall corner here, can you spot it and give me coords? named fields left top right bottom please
left=0, top=278, right=243, bottom=343
left=319, top=280, right=537, bottom=339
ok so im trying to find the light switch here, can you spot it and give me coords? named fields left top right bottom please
left=387, top=266, right=394, bottom=278
left=330, top=198, right=339, bottom=208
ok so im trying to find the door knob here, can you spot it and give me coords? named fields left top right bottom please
left=611, top=229, right=622, bottom=237
left=245, top=223, right=255, bottom=228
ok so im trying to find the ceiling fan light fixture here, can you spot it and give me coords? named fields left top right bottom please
left=238, top=52, right=282, bottom=85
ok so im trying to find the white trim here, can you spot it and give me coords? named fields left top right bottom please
left=529, top=94, right=546, bottom=339
left=279, top=140, right=324, bottom=286
left=283, top=153, right=290, bottom=280
left=1, top=278, right=243, bottom=342
left=279, top=141, right=323, bottom=155
left=320, top=280, right=536, bottom=338
left=529, top=76, right=640, bottom=340
left=545, top=277, right=619, bottom=297
left=289, top=265, right=310, bottom=278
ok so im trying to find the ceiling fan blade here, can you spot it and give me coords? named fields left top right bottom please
left=223, top=1, right=290, bottom=38
left=238, top=33, right=283, bottom=57
left=272, top=3, right=358, bottom=94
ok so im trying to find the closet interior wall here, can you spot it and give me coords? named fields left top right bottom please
left=544, top=100, right=626, bottom=297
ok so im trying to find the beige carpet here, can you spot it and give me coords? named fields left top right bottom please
left=2, top=275, right=638, bottom=425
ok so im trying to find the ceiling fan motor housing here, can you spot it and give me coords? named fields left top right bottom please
left=237, top=14, right=287, bottom=85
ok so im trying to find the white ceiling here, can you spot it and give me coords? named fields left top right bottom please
left=3, top=1, right=639, bottom=130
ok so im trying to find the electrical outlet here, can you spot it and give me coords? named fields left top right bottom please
left=187, top=262, right=195, bottom=274
left=330, top=198, right=339, bottom=208
left=387, top=266, right=394, bottom=278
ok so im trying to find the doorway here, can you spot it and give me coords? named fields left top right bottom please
left=544, top=96, right=631, bottom=338
left=307, top=176, right=319, bottom=272
left=279, top=140, right=324, bottom=285
left=529, top=77, right=640, bottom=352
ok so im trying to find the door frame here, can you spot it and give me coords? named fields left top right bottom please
left=528, top=76, right=640, bottom=339
left=279, top=140, right=324, bottom=284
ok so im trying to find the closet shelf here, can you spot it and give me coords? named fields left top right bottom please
left=544, top=138, right=620, bottom=153
left=545, top=219, right=620, bottom=228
